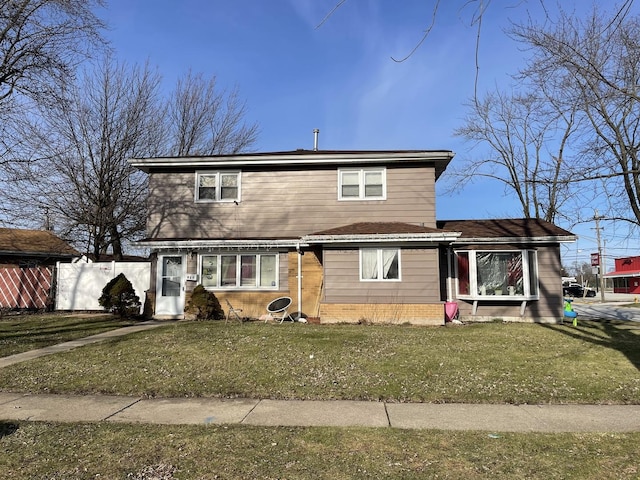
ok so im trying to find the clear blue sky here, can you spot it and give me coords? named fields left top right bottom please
left=99, top=0, right=638, bottom=270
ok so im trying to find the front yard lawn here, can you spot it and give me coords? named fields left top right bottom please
left=2, top=421, right=639, bottom=479
left=0, top=318, right=638, bottom=404
left=0, top=313, right=136, bottom=358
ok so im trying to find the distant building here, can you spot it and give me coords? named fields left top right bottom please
left=604, top=256, right=640, bottom=294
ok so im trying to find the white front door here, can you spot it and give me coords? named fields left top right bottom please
left=155, top=254, right=186, bottom=317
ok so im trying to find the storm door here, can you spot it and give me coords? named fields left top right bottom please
left=155, top=254, right=186, bottom=317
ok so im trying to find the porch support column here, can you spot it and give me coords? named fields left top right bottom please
left=446, top=247, right=454, bottom=302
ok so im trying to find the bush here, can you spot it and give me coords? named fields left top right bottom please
left=98, top=273, right=141, bottom=318
left=185, top=285, right=224, bottom=321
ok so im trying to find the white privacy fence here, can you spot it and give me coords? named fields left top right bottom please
left=55, top=261, right=150, bottom=313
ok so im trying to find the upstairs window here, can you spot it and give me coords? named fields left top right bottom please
left=339, top=168, right=386, bottom=200
left=196, top=171, right=240, bottom=202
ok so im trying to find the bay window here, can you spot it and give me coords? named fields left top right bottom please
left=200, top=253, right=278, bottom=289
left=455, top=250, right=538, bottom=299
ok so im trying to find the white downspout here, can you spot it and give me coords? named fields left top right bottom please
left=446, top=247, right=453, bottom=302
left=296, top=243, right=303, bottom=314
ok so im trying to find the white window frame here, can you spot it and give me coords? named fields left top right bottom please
left=338, top=167, right=386, bottom=200
left=455, top=249, right=539, bottom=300
left=359, top=248, right=401, bottom=282
left=195, top=171, right=241, bottom=203
left=198, top=253, right=279, bottom=290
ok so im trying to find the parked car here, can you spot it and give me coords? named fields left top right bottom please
left=563, top=284, right=596, bottom=297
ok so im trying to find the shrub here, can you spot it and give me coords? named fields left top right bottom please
left=185, top=285, right=224, bottom=321
left=98, top=273, right=141, bottom=318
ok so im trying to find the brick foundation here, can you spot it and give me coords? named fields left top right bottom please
left=319, top=303, right=445, bottom=326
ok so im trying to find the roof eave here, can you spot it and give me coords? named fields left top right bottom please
left=303, top=233, right=462, bottom=244
left=129, top=150, right=455, bottom=173
left=452, top=235, right=577, bottom=244
left=138, top=239, right=308, bottom=250
left=0, top=250, right=78, bottom=258
left=603, top=271, right=640, bottom=278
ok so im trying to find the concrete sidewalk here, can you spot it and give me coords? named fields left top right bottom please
left=1, top=392, right=640, bottom=432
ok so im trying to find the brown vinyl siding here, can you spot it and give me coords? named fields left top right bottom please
left=147, top=166, right=436, bottom=239
left=322, top=247, right=441, bottom=304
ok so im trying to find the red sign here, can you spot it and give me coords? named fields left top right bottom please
left=591, top=253, right=600, bottom=266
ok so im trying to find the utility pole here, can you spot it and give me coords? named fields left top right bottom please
left=594, top=210, right=606, bottom=302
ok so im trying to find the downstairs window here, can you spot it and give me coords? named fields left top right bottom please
left=200, top=253, right=278, bottom=289
left=455, top=250, right=538, bottom=299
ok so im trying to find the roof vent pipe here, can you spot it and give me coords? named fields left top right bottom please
left=313, top=128, right=319, bottom=151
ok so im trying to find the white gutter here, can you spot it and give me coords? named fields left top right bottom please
left=451, top=235, right=577, bottom=244
left=138, top=239, right=308, bottom=250
left=303, top=233, right=461, bottom=244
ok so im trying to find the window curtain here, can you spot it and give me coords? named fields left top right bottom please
left=382, top=249, right=398, bottom=279
left=457, top=252, right=470, bottom=295
left=477, top=252, right=508, bottom=294
left=240, top=255, right=256, bottom=286
left=221, top=256, right=236, bottom=286
left=362, top=250, right=378, bottom=279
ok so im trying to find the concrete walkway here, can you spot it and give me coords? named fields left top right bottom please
left=1, top=320, right=640, bottom=433
left=0, top=321, right=166, bottom=368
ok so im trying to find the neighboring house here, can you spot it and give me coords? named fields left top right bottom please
left=604, top=256, right=640, bottom=294
left=129, top=149, right=576, bottom=324
left=0, top=228, right=79, bottom=310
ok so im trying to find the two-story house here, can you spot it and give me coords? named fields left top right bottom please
left=130, top=149, right=575, bottom=324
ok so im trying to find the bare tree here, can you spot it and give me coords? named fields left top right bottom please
left=4, top=59, right=261, bottom=258
left=0, top=0, right=105, bottom=109
left=167, top=71, right=258, bottom=156
left=511, top=5, right=640, bottom=227
left=451, top=87, right=580, bottom=223
left=0, top=0, right=106, bottom=224
left=4, top=58, right=165, bottom=259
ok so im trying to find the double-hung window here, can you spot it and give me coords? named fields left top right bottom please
left=360, top=248, right=400, bottom=281
left=196, top=171, right=240, bottom=202
left=339, top=168, right=386, bottom=200
left=455, top=250, right=539, bottom=299
left=200, top=253, right=278, bottom=289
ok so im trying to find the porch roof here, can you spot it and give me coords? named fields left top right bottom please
left=437, top=218, right=576, bottom=244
